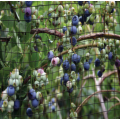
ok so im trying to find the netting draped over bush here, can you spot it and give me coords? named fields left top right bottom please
left=0, top=1, right=120, bottom=119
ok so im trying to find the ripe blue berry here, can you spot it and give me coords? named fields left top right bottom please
left=115, top=59, right=120, bottom=67
left=34, top=46, right=38, bottom=52
left=84, top=62, right=90, bottom=71
left=79, top=16, right=84, bottom=25
left=60, top=77, right=64, bottom=85
left=84, top=9, right=90, bottom=18
left=48, top=102, right=52, bottom=107
left=32, top=99, right=39, bottom=108
left=63, top=60, right=70, bottom=70
left=57, top=56, right=63, bottom=66
left=24, top=14, right=31, bottom=23
left=35, top=35, right=41, bottom=40
left=97, top=70, right=103, bottom=77
left=51, top=105, right=55, bottom=112
left=108, top=52, right=113, bottom=60
left=70, top=36, right=77, bottom=46
left=111, top=8, right=114, bottom=13
left=14, top=100, right=20, bottom=110
left=63, top=26, right=67, bottom=34
left=95, top=58, right=100, bottom=67
left=71, top=63, right=76, bottom=71
left=58, top=45, right=63, bottom=52
left=28, top=89, right=36, bottom=100
left=7, top=85, right=15, bottom=96
left=48, top=13, right=52, bottom=17
left=78, top=1, right=83, bottom=6
left=51, top=98, right=55, bottom=104
left=88, top=58, right=93, bottom=64
left=48, top=51, right=54, bottom=60
left=25, top=1, right=33, bottom=7
left=76, top=73, right=80, bottom=82
left=71, top=54, right=81, bottom=64
left=70, top=26, right=77, bottom=35
left=25, top=7, right=31, bottom=17
left=67, top=87, right=73, bottom=93
left=10, top=4, right=14, bottom=13
left=63, top=73, right=69, bottom=85
left=72, top=15, right=79, bottom=26
left=26, top=108, right=33, bottom=117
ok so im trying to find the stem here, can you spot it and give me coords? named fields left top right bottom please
left=75, top=90, right=120, bottom=114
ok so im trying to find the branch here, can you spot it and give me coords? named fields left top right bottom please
left=92, top=69, right=108, bottom=119
left=108, top=102, right=120, bottom=111
left=75, top=90, right=120, bottom=114
left=77, top=32, right=120, bottom=42
left=0, top=37, right=11, bottom=43
left=30, top=28, right=64, bottom=38
left=99, top=70, right=117, bottom=85
left=116, top=68, right=120, bottom=85
left=108, top=97, right=120, bottom=102
left=8, top=1, right=20, bottom=22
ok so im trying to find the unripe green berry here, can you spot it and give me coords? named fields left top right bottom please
left=65, top=4, right=69, bottom=10
left=58, top=5, right=63, bottom=12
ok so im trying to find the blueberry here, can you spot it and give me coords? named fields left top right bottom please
left=48, top=102, right=52, bottom=107
left=71, top=63, right=76, bottom=71
left=99, top=48, right=103, bottom=52
left=76, top=73, right=80, bottom=82
left=63, top=26, right=67, bottom=33
left=111, top=88, right=115, bottom=91
left=63, top=73, right=69, bottom=85
left=34, top=46, right=38, bottom=52
left=51, top=105, right=55, bottom=112
left=48, top=51, right=54, bottom=60
left=70, top=26, right=77, bottom=35
left=25, top=1, right=33, bottom=7
left=48, top=13, right=52, bottom=17
left=71, top=54, right=81, bottom=64
left=10, top=4, right=14, bottom=13
left=26, top=108, right=33, bottom=117
left=58, top=45, right=63, bottom=52
left=25, top=7, right=31, bottom=17
left=35, top=35, right=41, bottom=40
left=78, top=1, right=83, bottom=6
left=115, top=59, right=120, bottom=67
left=84, top=62, right=90, bottom=71
left=24, top=14, right=31, bottom=23
left=108, top=52, right=113, bottom=60
left=32, top=99, right=39, bottom=108
left=79, top=16, right=84, bottom=25
left=95, top=58, right=100, bottom=67
left=97, top=70, right=103, bottom=77
left=0, top=100, right=3, bottom=108
left=72, top=15, right=79, bottom=26
left=7, top=85, right=15, bottom=96
left=88, top=58, right=93, bottom=64
left=60, top=77, right=64, bottom=85
left=28, top=89, right=36, bottom=100
left=63, top=60, right=70, bottom=70
left=111, top=8, right=114, bottom=13
left=14, top=100, right=20, bottom=110
left=67, top=87, right=73, bottom=93
left=51, top=98, right=55, bottom=104
left=70, top=36, right=77, bottom=46
left=84, top=9, right=90, bottom=18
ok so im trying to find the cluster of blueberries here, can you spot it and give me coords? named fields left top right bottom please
left=48, top=98, right=56, bottom=112
left=0, top=69, right=21, bottom=113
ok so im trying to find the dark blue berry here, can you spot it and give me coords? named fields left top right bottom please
left=76, top=73, right=80, bottom=82
left=51, top=98, right=55, bottom=104
left=35, top=35, right=41, bottom=40
left=7, top=85, right=15, bottom=96
left=78, top=1, right=83, bottom=6
left=24, top=14, right=31, bottom=23
left=84, top=62, right=90, bottom=71
left=51, top=105, right=55, bottom=112
left=79, top=16, right=84, bottom=25
left=72, top=15, right=79, bottom=26
left=48, top=13, right=52, bottom=17
left=57, top=56, right=63, bottom=66
left=63, top=73, right=69, bottom=85
left=10, top=4, right=14, bottom=13
left=95, top=58, right=100, bottom=67
left=84, top=9, right=90, bottom=18
left=58, top=45, right=63, bottom=52
left=63, top=60, right=70, bottom=70
left=0, top=100, right=3, bottom=108
left=60, top=77, right=64, bottom=85
left=34, top=46, right=38, bottom=52
left=25, top=7, right=31, bottom=17
left=32, top=99, right=39, bottom=108
left=88, top=58, right=93, bottom=64
left=25, top=1, right=33, bottom=7
left=48, top=51, right=54, bottom=60
left=48, top=102, right=52, bottom=107
left=26, top=108, right=33, bottom=117
left=111, top=8, right=114, bottom=13
left=71, top=63, right=76, bottom=71
left=97, top=70, right=103, bottom=77
left=115, top=59, right=120, bottom=67
left=70, top=36, right=77, bottom=46
left=28, top=89, right=36, bottom=100
left=63, top=26, right=67, bottom=34
left=71, top=54, right=81, bottom=64
left=14, top=100, right=20, bottom=110
left=67, top=87, right=73, bottom=93
left=108, top=52, right=113, bottom=60
left=70, top=26, right=77, bottom=35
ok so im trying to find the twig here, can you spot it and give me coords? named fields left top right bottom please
left=108, top=97, right=120, bottom=102
left=116, top=68, right=120, bottom=85
left=108, top=102, right=120, bottom=111
left=99, top=70, right=117, bottom=85
left=92, top=69, right=108, bottom=119
left=75, top=90, right=120, bottom=114
left=47, top=6, right=58, bottom=15
left=8, top=1, right=20, bottom=22
left=0, top=37, right=11, bottom=43
left=30, top=28, right=64, bottom=38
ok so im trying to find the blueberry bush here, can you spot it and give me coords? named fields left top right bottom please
left=0, top=1, right=120, bottom=119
